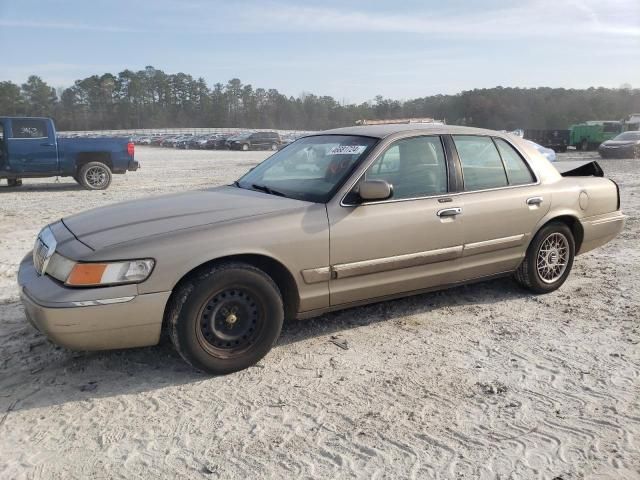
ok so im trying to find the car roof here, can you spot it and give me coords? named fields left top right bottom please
left=318, top=123, right=499, bottom=139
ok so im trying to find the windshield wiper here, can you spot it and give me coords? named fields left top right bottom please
left=251, top=183, right=287, bottom=197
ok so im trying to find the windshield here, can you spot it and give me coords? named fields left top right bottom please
left=236, top=135, right=378, bottom=203
left=614, top=131, right=640, bottom=141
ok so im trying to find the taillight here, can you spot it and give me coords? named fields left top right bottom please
left=127, top=141, right=135, bottom=157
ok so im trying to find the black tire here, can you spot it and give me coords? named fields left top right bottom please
left=78, top=162, right=112, bottom=190
left=7, top=178, right=22, bottom=187
left=168, top=262, right=284, bottom=375
left=514, top=222, right=575, bottom=294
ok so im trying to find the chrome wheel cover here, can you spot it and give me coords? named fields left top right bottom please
left=536, top=232, right=569, bottom=284
left=85, top=166, right=108, bottom=188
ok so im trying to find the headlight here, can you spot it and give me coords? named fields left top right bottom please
left=61, top=259, right=155, bottom=287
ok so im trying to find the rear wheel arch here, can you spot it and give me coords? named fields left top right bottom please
left=164, top=254, right=300, bottom=326
left=532, top=215, right=584, bottom=254
left=74, top=152, right=113, bottom=172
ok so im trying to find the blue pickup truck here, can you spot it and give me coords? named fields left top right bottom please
left=0, top=117, right=139, bottom=190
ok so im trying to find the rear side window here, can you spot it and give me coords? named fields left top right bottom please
left=365, top=136, right=447, bottom=199
left=494, top=138, right=534, bottom=185
left=453, top=135, right=507, bottom=190
left=11, top=119, right=48, bottom=139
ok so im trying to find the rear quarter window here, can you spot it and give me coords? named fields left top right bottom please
left=453, top=135, right=508, bottom=191
left=494, top=138, right=535, bottom=185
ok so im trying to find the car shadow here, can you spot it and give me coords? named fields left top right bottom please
left=0, top=182, right=82, bottom=193
left=0, top=277, right=528, bottom=414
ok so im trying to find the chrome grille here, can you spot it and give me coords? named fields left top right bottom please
left=33, top=237, right=48, bottom=275
left=32, top=227, right=57, bottom=276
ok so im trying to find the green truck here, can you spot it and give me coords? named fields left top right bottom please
left=570, top=121, right=624, bottom=151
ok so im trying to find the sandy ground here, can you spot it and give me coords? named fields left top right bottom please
left=0, top=147, right=638, bottom=479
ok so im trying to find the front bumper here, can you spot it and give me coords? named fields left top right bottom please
left=598, top=146, right=637, bottom=159
left=18, top=254, right=170, bottom=351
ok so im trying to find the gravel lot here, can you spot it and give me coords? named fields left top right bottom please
left=0, top=147, right=638, bottom=479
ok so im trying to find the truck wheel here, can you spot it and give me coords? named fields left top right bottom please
left=168, top=262, right=284, bottom=375
left=514, top=222, right=575, bottom=294
left=7, top=178, right=23, bottom=187
left=78, top=162, right=112, bottom=190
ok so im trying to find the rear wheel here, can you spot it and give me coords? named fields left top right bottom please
left=168, top=262, right=284, bottom=374
left=580, top=139, right=589, bottom=151
left=7, top=178, right=22, bottom=187
left=514, top=222, right=575, bottom=294
left=78, top=162, right=112, bottom=190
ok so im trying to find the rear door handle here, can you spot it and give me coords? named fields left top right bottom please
left=526, top=196, right=543, bottom=206
left=437, top=207, right=462, bottom=217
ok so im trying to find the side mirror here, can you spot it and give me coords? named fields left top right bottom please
left=358, top=179, right=393, bottom=202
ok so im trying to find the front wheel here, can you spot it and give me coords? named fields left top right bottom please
left=168, top=262, right=284, bottom=375
left=7, top=178, right=22, bottom=187
left=78, top=162, right=112, bottom=190
left=514, top=222, right=575, bottom=294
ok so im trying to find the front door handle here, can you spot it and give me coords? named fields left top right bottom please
left=437, top=207, right=462, bottom=217
left=526, top=196, right=543, bottom=206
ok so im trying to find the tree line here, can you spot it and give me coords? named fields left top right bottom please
left=1, top=66, right=638, bottom=131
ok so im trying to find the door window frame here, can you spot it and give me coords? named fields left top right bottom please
left=449, top=134, right=539, bottom=193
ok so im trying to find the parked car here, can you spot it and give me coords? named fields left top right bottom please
left=570, top=121, right=624, bottom=151
left=228, top=131, right=281, bottom=151
left=598, top=131, right=640, bottom=158
left=204, top=134, right=231, bottom=150
left=0, top=116, right=138, bottom=190
left=18, top=124, right=625, bottom=374
left=525, top=140, right=557, bottom=162
left=524, top=129, right=569, bottom=152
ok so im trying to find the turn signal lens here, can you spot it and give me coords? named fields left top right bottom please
left=65, top=259, right=154, bottom=286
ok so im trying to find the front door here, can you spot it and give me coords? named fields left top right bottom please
left=450, top=135, right=551, bottom=280
left=7, top=118, right=58, bottom=174
left=327, top=135, right=464, bottom=306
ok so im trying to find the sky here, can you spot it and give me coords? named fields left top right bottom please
left=1, top=0, right=639, bottom=103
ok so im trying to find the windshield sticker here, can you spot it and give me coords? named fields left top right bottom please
left=328, top=145, right=367, bottom=155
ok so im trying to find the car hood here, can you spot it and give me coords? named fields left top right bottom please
left=62, top=186, right=311, bottom=251
left=601, top=140, right=638, bottom=147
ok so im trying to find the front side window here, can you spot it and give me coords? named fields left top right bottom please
left=453, top=135, right=508, bottom=190
left=365, top=136, right=447, bottom=200
left=237, top=135, right=378, bottom=203
left=494, top=138, right=534, bottom=185
left=11, top=119, right=48, bottom=139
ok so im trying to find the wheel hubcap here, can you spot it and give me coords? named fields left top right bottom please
left=197, top=288, right=262, bottom=356
left=86, top=167, right=107, bottom=188
left=536, top=232, right=569, bottom=284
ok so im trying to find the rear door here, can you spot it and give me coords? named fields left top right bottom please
left=6, top=118, right=58, bottom=174
left=327, top=135, right=464, bottom=306
left=450, top=135, right=550, bottom=281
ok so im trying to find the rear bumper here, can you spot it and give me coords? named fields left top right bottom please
left=578, top=211, right=626, bottom=255
left=18, top=254, right=169, bottom=351
left=128, top=159, right=140, bottom=171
